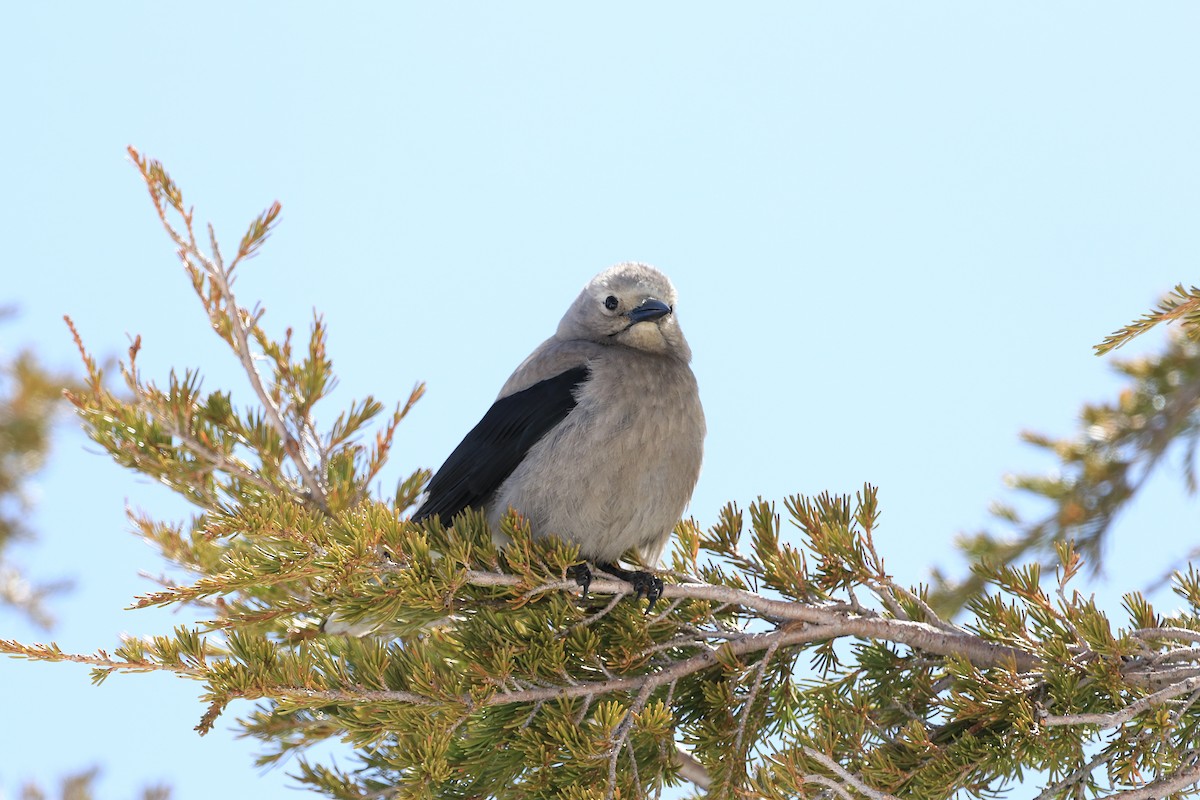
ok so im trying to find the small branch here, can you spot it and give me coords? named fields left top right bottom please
left=203, top=263, right=329, bottom=511
left=625, top=737, right=641, bottom=793
left=519, top=579, right=578, bottom=600
left=803, top=775, right=856, bottom=800
left=464, top=570, right=1038, bottom=670
left=155, top=417, right=277, bottom=495
left=233, top=627, right=813, bottom=712
left=1035, top=744, right=1121, bottom=800
left=1147, top=646, right=1200, bottom=666
left=858, top=513, right=964, bottom=635
left=0, top=640, right=206, bottom=676
left=128, top=148, right=328, bottom=511
left=1054, top=572, right=1085, bottom=645
left=573, top=694, right=593, bottom=725
left=874, top=585, right=910, bottom=622
left=1042, top=676, right=1200, bottom=729
left=1098, top=759, right=1200, bottom=800
left=1124, top=665, right=1200, bottom=691
left=519, top=700, right=543, bottom=731
left=257, top=685, right=442, bottom=708
left=1131, top=627, right=1200, bottom=645
left=734, top=636, right=780, bottom=758
left=640, top=635, right=711, bottom=658
left=801, top=746, right=900, bottom=800
left=606, top=678, right=656, bottom=800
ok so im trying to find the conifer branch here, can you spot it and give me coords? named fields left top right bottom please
left=126, top=146, right=329, bottom=512
left=153, top=415, right=276, bottom=497
left=0, top=639, right=206, bottom=676
left=932, top=333, right=1200, bottom=616
left=464, top=569, right=1039, bottom=670
left=804, top=775, right=857, bottom=800
left=1095, top=283, right=1200, bottom=354
left=801, top=746, right=900, bottom=800
left=1034, top=743, right=1121, bottom=800
left=1130, top=627, right=1200, bottom=645
left=1041, top=675, right=1200, bottom=729
left=734, top=635, right=779, bottom=758
left=219, top=626, right=820, bottom=713
left=28, top=155, right=1200, bottom=799
left=1099, top=760, right=1200, bottom=800
left=190, top=222, right=329, bottom=511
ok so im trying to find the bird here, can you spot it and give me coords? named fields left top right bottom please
left=412, top=262, right=705, bottom=609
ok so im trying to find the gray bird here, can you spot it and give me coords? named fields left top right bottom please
left=413, top=262, right=705, bottom=608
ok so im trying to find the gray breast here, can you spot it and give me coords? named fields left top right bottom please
left=487, top=349, right=704, bottom=565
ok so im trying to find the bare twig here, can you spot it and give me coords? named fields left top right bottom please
left=626, top=737, right=641, bottom=793
left=801, top=746, right=900, bottom=800
left=573, top=693, right=593, bottom=725
left=1131, top=627, right=1200, bottom=645
left=874, top=585, right=910, bottom=622
left=1098, top=759, right=1200, bottom=800
left=859, top=513, right=963, bottom=635
left=804, top=774, right=856, bottom=800
left=519, top=700, right=543, bottom=731
left=606, top=680, right=657, bottom=800
left=734, top=636, right=780, bottom=758
left=1035, top=743, right=1121, bottom=800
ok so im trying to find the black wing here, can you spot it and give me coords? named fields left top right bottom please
left=413, top=366, right=590, bottom=525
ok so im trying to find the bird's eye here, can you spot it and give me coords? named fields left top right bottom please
left=604, top=295, right=619, bottom=311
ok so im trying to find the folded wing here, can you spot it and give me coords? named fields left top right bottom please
left=413, top=366, right=590, bottom=525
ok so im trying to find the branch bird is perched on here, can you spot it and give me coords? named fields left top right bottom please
left=413, top=262, right=705, bottom=609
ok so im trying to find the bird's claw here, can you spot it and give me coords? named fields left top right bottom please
left=567, top=562, right=593, bottom=598
left=628, top=571, right=664, bottom=613
left=595, top=562, right=663, bottom=613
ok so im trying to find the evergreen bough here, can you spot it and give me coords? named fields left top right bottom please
left=8, top=148, right=1200, bottom=799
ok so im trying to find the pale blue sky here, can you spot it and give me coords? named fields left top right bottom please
left=3, top=4, right=1200, bottom=798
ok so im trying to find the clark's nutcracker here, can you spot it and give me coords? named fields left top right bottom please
left=413, top=262, right=705, bottom=608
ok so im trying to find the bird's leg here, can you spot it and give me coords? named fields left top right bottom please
left=595, top=562, right=664, bottom=612
left=567, top=562, right=593, bottom=598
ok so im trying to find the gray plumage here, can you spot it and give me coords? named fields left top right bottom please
left=414, top=262, right=705, bottom=573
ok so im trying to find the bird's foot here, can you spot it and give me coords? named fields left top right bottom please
left=567, top=562, right=593, bottom=598
left=596, top=562, right=664, bottom=613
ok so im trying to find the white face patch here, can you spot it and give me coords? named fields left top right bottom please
left=616, top=321, right=669, bottom=353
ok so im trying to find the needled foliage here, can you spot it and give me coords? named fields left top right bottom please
left=7, top=151, right=1200, bottom=800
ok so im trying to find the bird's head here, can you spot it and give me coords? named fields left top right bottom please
left=557, top=262, right=691, bottom=360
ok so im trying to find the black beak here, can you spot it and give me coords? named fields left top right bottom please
left=626, top=298, right=672, bottom=324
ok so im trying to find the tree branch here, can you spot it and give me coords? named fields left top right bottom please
left=801, top=746, right=900, bottom=800
left=1099, top=759, right=1200, bottom=800
left=464, top=570, right=1039, bottom=670
left=128, top=146, right=329, bottom=511
left=1131, top=627, right=1200, bottom=645
left=201, top=252, right=329, bottom=511
left=1042, top=676, right=1200, bottom=729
